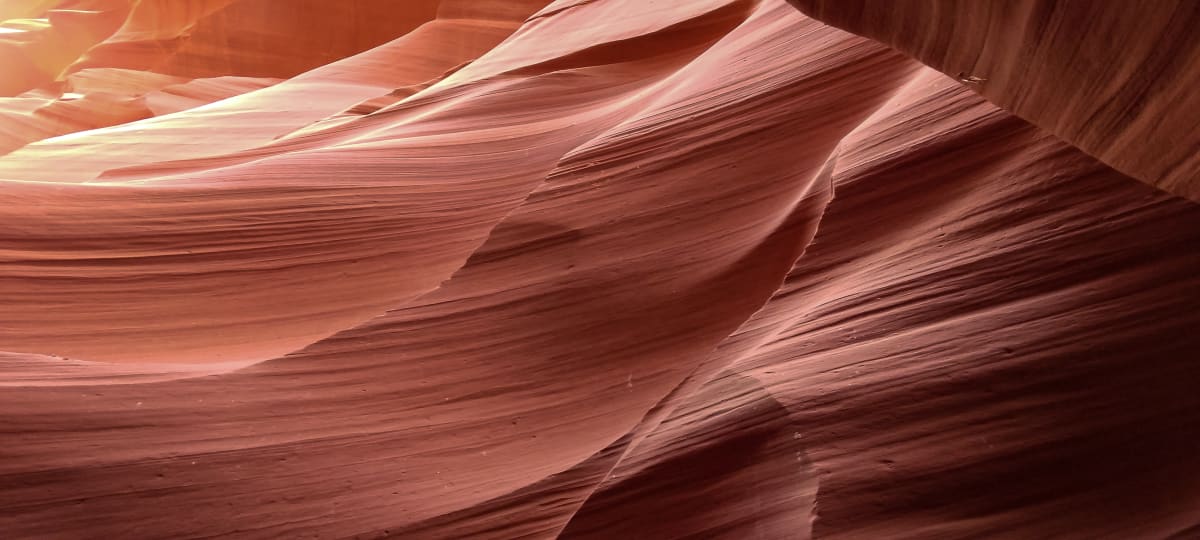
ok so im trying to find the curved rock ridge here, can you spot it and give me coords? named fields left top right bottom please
left=0, top=0, right=1197, bottom=538
left=787, top=0, right=1200, bottom=201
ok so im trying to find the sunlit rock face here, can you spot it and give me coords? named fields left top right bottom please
left=1, top=1, right=1196, bottom=538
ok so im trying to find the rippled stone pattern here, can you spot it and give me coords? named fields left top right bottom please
left=2, top=1, right=1197, bottom=538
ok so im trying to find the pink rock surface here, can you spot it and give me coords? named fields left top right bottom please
left=1, top=1, right=1196, bottom=538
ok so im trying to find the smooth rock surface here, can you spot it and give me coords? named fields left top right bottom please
left=1, top=1, right=1196, bottom=538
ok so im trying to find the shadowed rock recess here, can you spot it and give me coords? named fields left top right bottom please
left=1, top=1, right=1196, bottom=538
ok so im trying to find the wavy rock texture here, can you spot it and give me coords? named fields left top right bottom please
left=787, top=0, right=1200, bottom=201
left=1, top=0, right=1197, bottom=538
